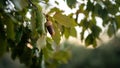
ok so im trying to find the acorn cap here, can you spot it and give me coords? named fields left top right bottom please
left=45, top=20, right=52, bottom=26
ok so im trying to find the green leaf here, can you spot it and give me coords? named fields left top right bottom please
left=48, top=7, right=62, bottom=15
left=79, top=18, right=89, bottom=29
left=52, top=22, right=61, bottom=45
left=46, top=41, right=53, bottom=51
left=93, top=4, right=102, bottom=16
left=103, top=1, right=119, bottom=15
left=64, top=27, right=77, bottom=39
left=85, top=34, right=93, bottom=46
left=0, top=35, right=7, bottom=57
left=90, top=25, right=102, bottom=38
left=0, top=22, right=7, bottom=57
left=66, top=0, right=76, bottom=8
left=35, top=4, right=46, bottom=35
left=0, top=0, right=6, bottom=8
left=11, top=0, right=28, bottom=11
left=115, top=16, right=120, bottom=29
left=42, top=47, right=53, bottom=60
left=31, top=9, right=36, bottom=32
left=15, top=26, right=23, bottom=43
left=99, top=8, right=108, bottom=19
left=76, top=4, right=85, bottom=13
left=46, top=37, right=53, bottom=44
left=31, top=4, right=45, bottom=35
left=64, top=28, right=69, bottom=39
left=70, top=27, right=77, bottom=37
left=107, top=24, right=115, bottom=37
left=86, top=0, right=94, bottom=11
left=116, top=0, right=120, bottom=6
left=31, top=9, right=39, bottom=40
left=54, top=13, right=77, bottom=28
left=85, top=33, right=96, bottom=47
left=6, top=19, right=15, bottom=40
left=102, top=16, right=110, bottom=26
left=53, top=50, right=71, bottom=63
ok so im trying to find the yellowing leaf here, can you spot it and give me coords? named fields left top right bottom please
left=70, top=27, right=77, bottom=37
left=64, top=28, right=69, bottom=39
left=52, top=22, right=61, bottom=45
left=64, top=27, right=77, bottom=39
left=54, top=13, right=77, bottom=28
left=48, top=7, right=62, bottom=15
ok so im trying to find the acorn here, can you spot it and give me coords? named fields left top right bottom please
left=45, top=20, right=55, bottom=36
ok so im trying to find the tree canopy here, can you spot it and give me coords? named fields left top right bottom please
left=0, top=0, right=120, bottom=68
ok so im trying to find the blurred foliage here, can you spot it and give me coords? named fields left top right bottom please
left=0, top=0, right=120, bottom=68
left=58, top=36, right=120, bottom=68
